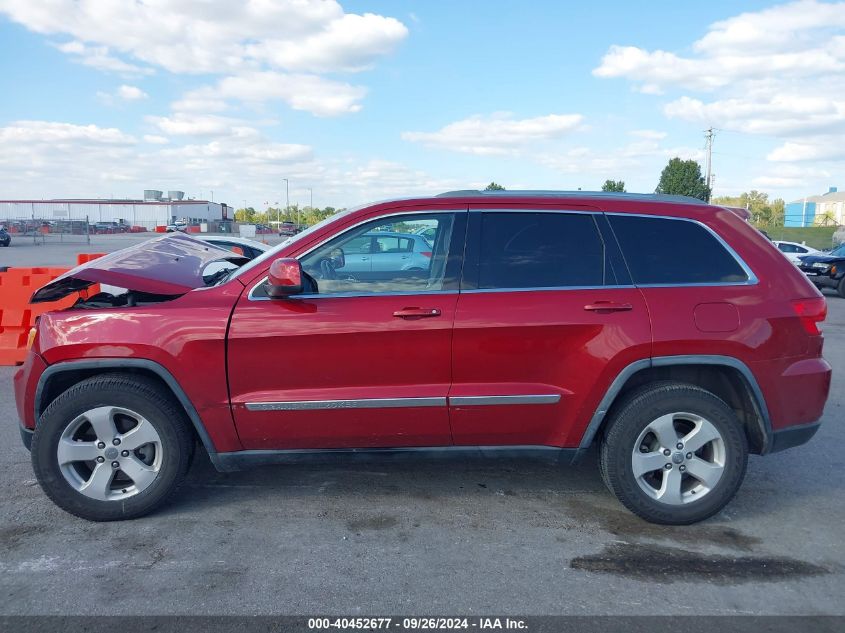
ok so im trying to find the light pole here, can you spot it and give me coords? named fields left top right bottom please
left=307, top=188, right=313, bottom=212
left=282, top=178, right=289, bottom=226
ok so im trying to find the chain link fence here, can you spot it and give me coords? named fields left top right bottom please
left=1, top=215, right=91, bottom=245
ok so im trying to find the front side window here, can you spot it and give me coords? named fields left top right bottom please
left=609, top=215, right=749, bottom=285
left=472, top=212, right=606, bottom=289
left=254, top=213, right=458, bottom=297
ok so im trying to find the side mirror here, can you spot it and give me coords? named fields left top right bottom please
left=267, top=258, right=303, bottom=298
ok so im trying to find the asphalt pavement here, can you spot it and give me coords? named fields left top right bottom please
left=0, top=254, right=843, bottom=615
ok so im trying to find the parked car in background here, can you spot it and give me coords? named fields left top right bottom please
left=93, top=222, right=128, bottom=234
left=0, top=227, right=11, bottom=246
left=15, top=191, right=831, bottom=525
left=166, top=220, right=188, bottom=232
left=278, top=221, right=297, bottom=237
left=337, top=231, right=433, bottom=277
left=773, top=240, right=821, bottom=264
left=799, top=242, right=845, bottom=298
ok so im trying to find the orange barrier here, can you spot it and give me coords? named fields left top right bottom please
left=76, top=253, right=106, bottom=265
left=0, top=265, right=99, bottom=365
left=155, top=226, right=167, bottom=233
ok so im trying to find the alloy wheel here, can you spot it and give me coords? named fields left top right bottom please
left=57, top=406, right=163, bottom=501
left=631, top=412, right=726, bottom=505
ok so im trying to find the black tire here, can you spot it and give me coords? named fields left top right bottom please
left=31, top=373, right=194, bottom=521
left=837, top=278, right=845, bottom=299
left=599, top=381, right=748, bottom=525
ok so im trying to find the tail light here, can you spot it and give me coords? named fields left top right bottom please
left=420, top=251, right=432, bottom=258
left=792, top=297, right=827, bottom=335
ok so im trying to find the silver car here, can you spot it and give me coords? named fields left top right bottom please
left=338, top=231, right=433, bottom=277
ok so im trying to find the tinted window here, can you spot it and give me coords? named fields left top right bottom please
left=777, top=243, right=796, bottom=253
left=609, top=215, right=748, bottom=285
left=475, top=212, right=605, bottom=289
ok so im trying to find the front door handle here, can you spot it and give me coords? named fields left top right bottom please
left=584, top=301, right=633, bottom=313
left=393, top=307, right=441, bottom=319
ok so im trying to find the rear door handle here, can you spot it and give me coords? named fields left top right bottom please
left=393, top=307, right=441, bottom=319
left=584, top=301, right=633, bottom=313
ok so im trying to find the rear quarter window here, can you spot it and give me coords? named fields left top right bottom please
left=609, top=215, right=749, bottom=285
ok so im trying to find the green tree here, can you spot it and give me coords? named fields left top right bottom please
left=601, top=179, right=626, bottom=192
left=655, top=158, right=711, bottom=201
left=234, top=207, right=257, bottom=223
left=711, top=191, right=786, bottom=228
left=484, top=182, right=505, bottom=191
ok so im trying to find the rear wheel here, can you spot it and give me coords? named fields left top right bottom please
left=599, top=381, right=748, bottom=525
left=31, top=374, right=194, bottom=521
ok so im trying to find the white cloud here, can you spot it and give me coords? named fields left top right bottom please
left=1, top=1, right=407, bottom=75
left=0, top=0, right=408, bottom=116
left=0, top=120, right=134, bottom=145
left=594, top=0, right=845, bottom=185
left=594, top=1, right=845, bottom=92
left=146, top=114, right=250, bottom=137
left=210, top=72, right=367, bottom=117
left=402, top=112, right=584, bottom=155
left=244, top=13, right=408, bottom=73
left=1, top=1, right=405, bottom=117
left=97, top=84, right=149, bottom=105
left=537, top=139, right=703, bottom=175
left=116, top=85, right=148, bottom=101
left=0, top=118, right=461, bottom=208
left=751, top=165, right=832, bottom=189
left=54, top=41, right=153, bottom=76
left=630, top=129, right=667, bottom=140
left=767, top=140, right=845, bottom=162
left=664, top=95, right=845, bottom=137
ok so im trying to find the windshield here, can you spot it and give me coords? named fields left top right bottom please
left=831, top=244, right=845, bottom=257
left=226, top=206, right=361, bottom=282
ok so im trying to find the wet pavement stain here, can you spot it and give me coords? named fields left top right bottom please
left=564, top=497, right=761, bottom=551
left=570, top=542, right=828, bottom=584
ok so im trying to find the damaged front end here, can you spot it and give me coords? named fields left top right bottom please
left=31, top=233, right=249, bottom=309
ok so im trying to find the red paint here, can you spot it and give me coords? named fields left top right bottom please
left=13, top=193, right=831, bottom=456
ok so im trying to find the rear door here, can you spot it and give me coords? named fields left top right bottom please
left=448, top=205, right=651, bottom=447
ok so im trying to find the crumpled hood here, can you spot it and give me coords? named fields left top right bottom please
left=31, top=232, right=248, bottom=303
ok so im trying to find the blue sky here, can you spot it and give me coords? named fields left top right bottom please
left=1, top=0, right=843, bottom=208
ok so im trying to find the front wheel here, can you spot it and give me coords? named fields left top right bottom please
left=31, top=374, right=194, bottom=521
left=837, top=278, right=845, bottom=299
left=599, top=381, right=748, bottom=525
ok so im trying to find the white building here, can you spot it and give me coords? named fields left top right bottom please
left=0, top=190, right=232, bottom=232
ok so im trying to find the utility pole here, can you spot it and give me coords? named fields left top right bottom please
left=704, top=127, right=715, bottom=201
left=307, top=188, right=313, bottom=211
left=282, top=178, right=289, bottom=226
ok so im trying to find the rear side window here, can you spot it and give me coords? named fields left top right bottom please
left=475, top=212, right=605, bottom=289
left=609, top=215, right=748, bottom=285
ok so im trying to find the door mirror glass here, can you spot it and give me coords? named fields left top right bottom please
left=267, top=258, right=303, bottom=298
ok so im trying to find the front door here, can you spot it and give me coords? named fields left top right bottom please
left=448, top=207, right=652, bottom=447
left=227, top=211, right=467, bottom=450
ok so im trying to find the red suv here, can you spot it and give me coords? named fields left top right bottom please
left=14, top=191, right=831, bottom=524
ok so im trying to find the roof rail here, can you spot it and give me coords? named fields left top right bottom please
left=435, top=190, right=709, bottom=205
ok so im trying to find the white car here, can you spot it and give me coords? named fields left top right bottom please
left=773, top=240, right=821, bottom=264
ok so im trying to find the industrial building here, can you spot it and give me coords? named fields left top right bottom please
left=0, top=190, right=232, bottom=233
left=785, top=187, right=845, bottom=227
